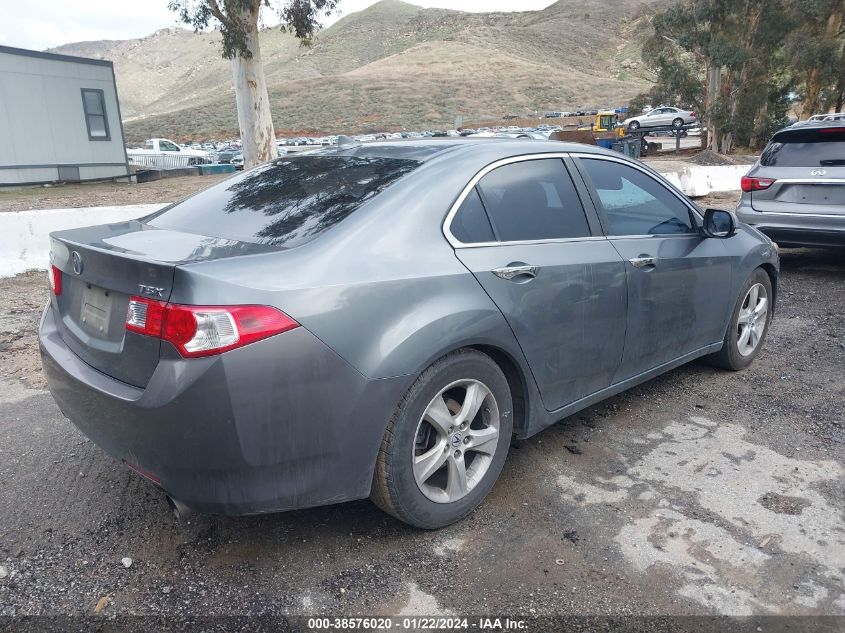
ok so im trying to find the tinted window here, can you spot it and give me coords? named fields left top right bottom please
left=581, top=158, right=694, bottom=235
left=148, top=156, right=419, bottom=247
left=81, top=89, right=109, bottom=140
left=477, top=159, right=591, bottom=242
left=450, top=187, right=494, bottom=243
left=761, top=129, right=845, bottom=167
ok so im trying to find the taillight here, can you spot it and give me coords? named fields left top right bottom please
left=126, top=297, right=298, bottom=358
left=126, top=296, right=166, bottom=336
left=741, top=176, right=776, bottom=192
left=690, top=111, right=697, bottom=118
left=49, top=265, right=62, bottom=296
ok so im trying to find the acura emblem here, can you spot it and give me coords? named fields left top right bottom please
left=811, top=168, right=827, bottom=177
left=71, top=251, right=83, bottom=275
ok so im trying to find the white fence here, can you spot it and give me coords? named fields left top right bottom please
left=126, top=152, right=210, bottom=170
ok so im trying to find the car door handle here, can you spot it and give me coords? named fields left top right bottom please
left=492, top=264, right=539, bottom=280
left=629, top=256, right=657, bottom=269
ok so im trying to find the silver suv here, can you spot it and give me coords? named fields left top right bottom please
left=736, top=121, right=845, bottom=247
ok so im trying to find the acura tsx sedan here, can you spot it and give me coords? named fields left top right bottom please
left=40, top=139, right=778, bottom=528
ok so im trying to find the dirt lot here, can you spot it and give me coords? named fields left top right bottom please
left=0, top=216, right=843, bottom=620
left=0, top=175, right=229, bottom=213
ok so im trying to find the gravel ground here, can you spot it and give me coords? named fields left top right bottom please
left=0, top=175, right=229, bottom=213
left=0, top=218, right=842, bottom=619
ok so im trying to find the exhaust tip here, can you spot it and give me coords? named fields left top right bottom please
left=166, top=495, right=194, bottom=521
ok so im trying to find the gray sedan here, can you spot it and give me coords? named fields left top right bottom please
left=40, top=140, right=778, bottom=528
left=625, top=106, right=697, bottom=131
left=736, top=121, right=845, bottom=247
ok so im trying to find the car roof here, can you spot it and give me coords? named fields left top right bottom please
left=307, top=138, right=616, bottom=163
left=776, top=120, right=845, bottom=140
left=786, top=119, right=845, bottom=130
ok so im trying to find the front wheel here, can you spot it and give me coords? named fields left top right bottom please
left=371, top=349, right=513, bottom=529
left=706, top=269, right=773, bottom=370
left=628, top=120, right=640, bottom=131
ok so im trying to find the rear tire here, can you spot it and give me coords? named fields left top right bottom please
left=706, top=268, right=773, bottom=371
left=628, top=120, right=640, bottom=131
left=672, top=117, right=684, bottom=129
left=371, top=349, right=513, bottom=529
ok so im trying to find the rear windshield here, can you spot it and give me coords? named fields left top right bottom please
left=761, top=129, right=845, bottom=167
left=148, top=155, right=419, bottom=247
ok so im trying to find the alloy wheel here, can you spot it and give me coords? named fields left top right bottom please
left=412, top=379, right=500, bottom=503
left=737, top=282, right=768, bottom=357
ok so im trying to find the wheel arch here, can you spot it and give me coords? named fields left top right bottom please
left=759, top=262, right=778, bottom=314
left=467, top=344, right=531, bottom=438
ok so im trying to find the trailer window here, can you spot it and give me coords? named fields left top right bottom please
left=81, top=89, right=110, bottom=141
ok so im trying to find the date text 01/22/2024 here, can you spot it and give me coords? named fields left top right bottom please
left=306, top=617, right=528, bottom=630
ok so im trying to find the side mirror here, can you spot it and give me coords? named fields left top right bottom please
left=702, top=208, right=736, bottom=238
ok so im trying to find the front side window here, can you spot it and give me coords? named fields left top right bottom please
left=81, top=89, right=109, bottom=141
left=580, top=158, right=694, bottom=236
left=148, top=155, right=420, bottom=248
left=159, top=140, right=179, bottom=152
left=476, top=159, right=591, bottom=242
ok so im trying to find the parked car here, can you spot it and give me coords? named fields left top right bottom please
left=230, top=152, right=244, bottom=169
left=806, top=113, right=845, bottom=123
left=127, top=138, right=211, bottom=168
left=625, top=107, right=697, bottom=131
left=41, top=140, right=778, bottom=529
left=736, top=121, right=845, bottom=247
left=213, top=146, right=239, bottom=164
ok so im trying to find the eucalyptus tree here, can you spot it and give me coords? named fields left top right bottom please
left=169, top=0, right=338, bottom=167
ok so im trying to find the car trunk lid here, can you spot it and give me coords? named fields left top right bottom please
left=49, top=220, right=276, bottom=388
left=751, top=166, right=845, bottom=214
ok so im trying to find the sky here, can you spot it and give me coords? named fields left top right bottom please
left=0, top=0, right=557, bottom=52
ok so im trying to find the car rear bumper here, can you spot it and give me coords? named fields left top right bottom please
left=736, top=206, right=845, bottom=247
left=39, top=304, right=409, bottom=515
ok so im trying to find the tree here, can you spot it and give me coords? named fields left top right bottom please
left=168, top=0, right=338, bottom=168
left=633, top=0, right=795, bottom=153
left=784, top=0, right=845, bottom=118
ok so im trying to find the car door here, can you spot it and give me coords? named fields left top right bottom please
left=447, top=156, right=627, bottom=411
left=650, top=108, right=673, bottom=127
left=573, top=155, right=733, bottom=382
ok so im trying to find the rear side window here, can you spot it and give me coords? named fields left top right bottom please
left=761, top=129, right=845, bottom=167
left=476, top=159, right=591, bottom=242
left=148, top=156, right=419, bottom=247
left=580, top=158, right=694, bottom=236
left=450, top=188, right=495, bottom=243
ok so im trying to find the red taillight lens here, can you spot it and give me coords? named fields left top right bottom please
left=690, top=111, right=697, bottom=118
left=126, top=296, right=166, bottom=336
left=49, top=265, right=62, bottom=296
left=741, top=176, right=776, bottom=192
left=126, top=297, right=298, bottom=358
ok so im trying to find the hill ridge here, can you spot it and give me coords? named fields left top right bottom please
left=48, top=0, right=665, bottom=140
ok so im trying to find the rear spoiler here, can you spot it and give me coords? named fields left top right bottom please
left=772, top=126, right=845, bottom=143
